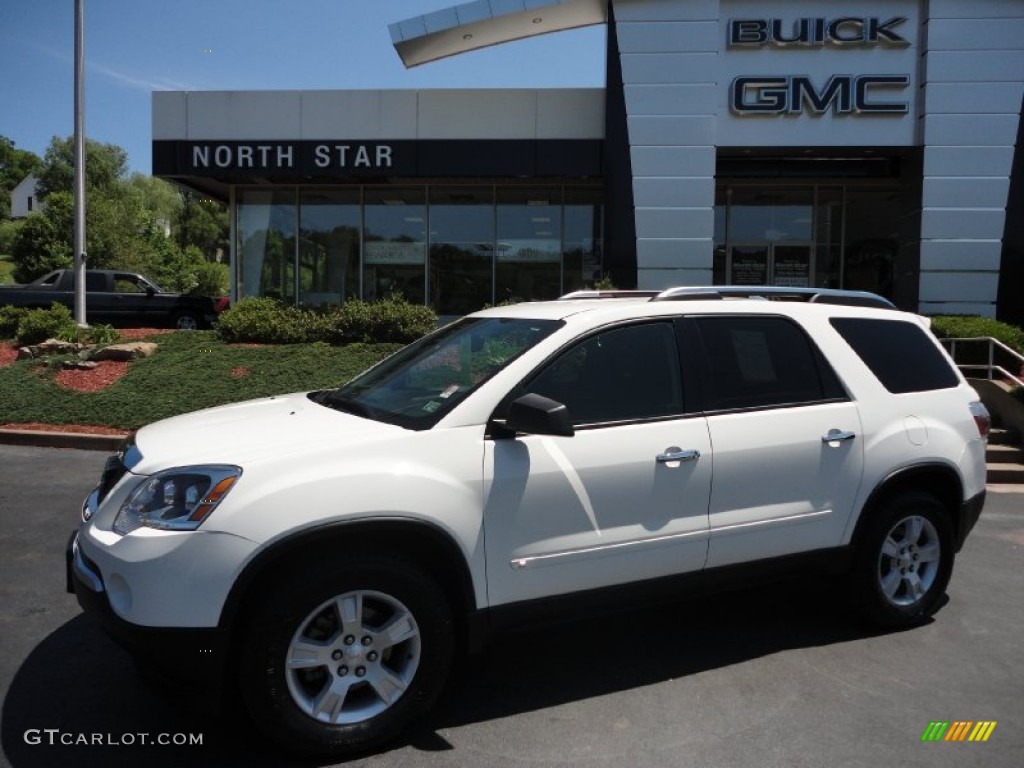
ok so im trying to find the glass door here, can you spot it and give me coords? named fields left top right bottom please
left=771, top=243, right=812, bottom=287
left=728, top=243, right=769, bottom=285
left=727, top=242, right=813, bottom=286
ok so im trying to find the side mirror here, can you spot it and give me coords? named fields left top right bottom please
left=505, top=393, right=574, bottom=437
left=145, top=285, right=156, bottom=297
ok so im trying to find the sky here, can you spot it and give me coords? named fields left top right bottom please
left=0, top=1, right=607, bottom=174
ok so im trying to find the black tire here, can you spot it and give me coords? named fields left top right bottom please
left=173, top=312, right=200, bottom=330
left=850, top=491, right=954, bottom=627
left=238, top=556, right=453, bottom=758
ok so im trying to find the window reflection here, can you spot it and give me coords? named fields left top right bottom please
left=564, top=188, right=603, bottom=293
left=299, top=190, right=360, bottom=306
left=363, top=189, right=426, bottom=304
left=429, top=188, right=495, bottom=315
left=235, top=185, right=604, bottom=311
left=496, top=188, right=563, bottom=303
left=237, top=189, right=296, bottom=302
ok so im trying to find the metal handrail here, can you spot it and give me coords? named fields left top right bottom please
left=940, top=336, right=1024, bottom=388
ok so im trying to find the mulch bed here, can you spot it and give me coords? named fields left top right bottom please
left=117, top=328, right=174, bottom=340
left=54, top=360, right=130, bottom=392
left=0, top=422, right=129, bottom=436
left=0, top=344, right=16, bottom=368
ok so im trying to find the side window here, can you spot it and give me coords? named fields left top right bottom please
left=114, top=275, right=144, bottom=293
left=523, top=322, right=683, bottom=425
left=693, top=315, right=843, bottom=410
left=830, top=317, right=959, bottom=393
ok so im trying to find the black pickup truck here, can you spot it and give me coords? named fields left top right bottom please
left=0, top=269, right=228, bottom=329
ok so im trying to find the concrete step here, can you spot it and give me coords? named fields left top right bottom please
left=987, top=442, right=1023, bottom=464
left=986, top=430, right=1023, bottom=484
left=989, top=427, right=1021, bottom=447
left=988, top=463, right=1024, bottom=485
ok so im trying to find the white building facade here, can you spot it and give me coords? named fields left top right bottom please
left=9, top=174, right=43, bottom=219
left=153, top=0, right=1024, bottom=319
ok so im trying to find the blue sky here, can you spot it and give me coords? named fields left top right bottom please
left=0, top=1, right=606, bottom=174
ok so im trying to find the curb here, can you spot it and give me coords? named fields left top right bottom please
left=0, top=429, right=123, bottom=452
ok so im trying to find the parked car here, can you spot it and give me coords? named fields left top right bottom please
left=0, top=269, right=228, bottom=329
left=67, top=286, right=989, bottom=757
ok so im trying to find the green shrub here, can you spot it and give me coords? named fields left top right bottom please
left=85, top=324, right=120, bottom=344
left=0, top=305, right=28, bottom=339
left=929, top=315, right=1024, bottom=353
left=214, top=297, right=325, bottom=344
left=15, top=302, right=78, bottom=346
left=329, top=295, right=437, bottom=344
left=216, top=295, right=437, bottom=345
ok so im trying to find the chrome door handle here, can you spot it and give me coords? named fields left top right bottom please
left=822, top=430, right=856, bottom=444
left=656, top=449, right=701, bottom=463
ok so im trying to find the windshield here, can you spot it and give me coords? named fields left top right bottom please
left=315, top=316, right=561, bottom=429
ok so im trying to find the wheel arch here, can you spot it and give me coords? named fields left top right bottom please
left=850, top=464, right=965, bottom=551
left=219, top=518, right=480, bottom=651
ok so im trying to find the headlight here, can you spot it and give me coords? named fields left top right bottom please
left=113, top=465, right=242, bottom=535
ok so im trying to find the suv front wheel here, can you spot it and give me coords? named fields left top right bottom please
left=239, top=556, right=453, bottom=757
left=852, top=491, right=954, bottom=627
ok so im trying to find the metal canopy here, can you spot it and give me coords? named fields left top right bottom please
left=390, top=0, right=607, bottom=68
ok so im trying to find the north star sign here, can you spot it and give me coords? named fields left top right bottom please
left=188, top=142, right=394, bottom=171
left=728, top=15, right=911, bottom=116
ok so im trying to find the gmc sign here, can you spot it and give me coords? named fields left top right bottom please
left=731, top=75, right=910, bottom=115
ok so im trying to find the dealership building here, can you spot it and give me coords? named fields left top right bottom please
left=152, top=0, right=1023, bottom=320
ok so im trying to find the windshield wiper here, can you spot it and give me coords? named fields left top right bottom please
left=310, top=391, right=375, bottom=419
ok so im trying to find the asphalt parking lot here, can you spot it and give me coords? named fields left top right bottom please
left=0, top=443, right=1021, bottom=768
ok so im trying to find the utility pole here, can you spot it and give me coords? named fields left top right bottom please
left=73, top=0, right=88, bottom=326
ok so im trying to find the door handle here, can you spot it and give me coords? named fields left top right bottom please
left=821, top=430, right=856, bottom=444
left=656, top=449, right=701, bottom=463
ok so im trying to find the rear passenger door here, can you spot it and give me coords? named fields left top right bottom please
left=686, top=315, right=865, bottom=568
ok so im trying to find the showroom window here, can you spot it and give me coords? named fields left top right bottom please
left=234, top=184, right=603, bottom=311
left=429, top=188, right=495, bottom=315
left=237, top=189, right=297, bottom=303
left=363, top=188, right=426, bottom=305
left=299, top=189, right=361, bottom=306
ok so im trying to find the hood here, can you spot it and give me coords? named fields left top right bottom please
left=130, top=391, right=402, bottom=473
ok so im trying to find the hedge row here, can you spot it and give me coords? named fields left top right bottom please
left=214, top=296, right=438, bottom=345
left=929, top=315, right=1024, bottom=354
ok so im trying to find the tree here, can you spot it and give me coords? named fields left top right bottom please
left=178, top=192, right=229, bottom=262
left=0, top=136, right=43, bottom=220
left=10, top=136, right=229, bottom=294
left=35, top=136, right=128, bottom=200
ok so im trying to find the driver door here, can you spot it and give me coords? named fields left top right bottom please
left=483, top=320, right=712, bottom=607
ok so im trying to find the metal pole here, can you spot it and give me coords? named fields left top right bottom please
left=73, top=0, right=88, bottom=326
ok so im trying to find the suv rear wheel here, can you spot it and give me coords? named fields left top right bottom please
left=852, top=491, right=954, bottom=627
left=238, top=556, right=453, bottom=757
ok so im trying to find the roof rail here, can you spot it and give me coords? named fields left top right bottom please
left=651, top=286, right=896, bottom=309
left=559, top=290, right=661, bottom=300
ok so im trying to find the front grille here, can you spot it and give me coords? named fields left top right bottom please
left=96, top=453, right=127, bottom=503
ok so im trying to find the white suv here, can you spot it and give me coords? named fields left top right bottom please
left=67, top=287, right=989, bottom=757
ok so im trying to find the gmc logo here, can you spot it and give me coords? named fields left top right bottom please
left=731, top=75, right=910, bottom=115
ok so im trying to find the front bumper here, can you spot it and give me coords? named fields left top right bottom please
left=66, top=529, right=226, bottom=689
left=954, top=490, right=986, bottom=552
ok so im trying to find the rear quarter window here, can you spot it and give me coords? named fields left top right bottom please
left=830, top=317, right=960, bottom=393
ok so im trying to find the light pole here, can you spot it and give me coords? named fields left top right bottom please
left=73, top=0, right=87, bottom=326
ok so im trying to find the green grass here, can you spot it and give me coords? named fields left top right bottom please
left=0, top=255, right=14, bottom=285
left=0, top=331, right=401, bottom=430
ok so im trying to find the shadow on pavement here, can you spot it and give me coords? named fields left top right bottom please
left=2, top=578, right=898, bottom=767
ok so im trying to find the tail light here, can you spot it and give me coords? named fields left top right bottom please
left=213, top=296, right=231, bottom=313
left=969, top=401, right=991, bottom=439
